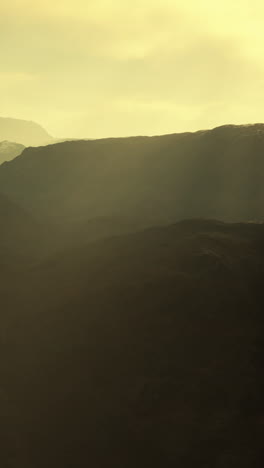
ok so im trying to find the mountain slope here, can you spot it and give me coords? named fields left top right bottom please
left=0, top=192, right=42, bottom=267
left=2, top=219, right=264, bottom=468
left=0, top=124, right=264, bottom=225
left=0, top=141, right=25, bottom=165
left=0, top=117, right=53, bottom=146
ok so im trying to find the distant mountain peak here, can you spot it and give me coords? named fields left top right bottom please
left=0, top=117, right=53, bottom=146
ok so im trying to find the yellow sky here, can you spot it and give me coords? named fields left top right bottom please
left=1, top=0, right=264, bottom=138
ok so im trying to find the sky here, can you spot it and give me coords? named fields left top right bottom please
left=1, top=0, right=264, bottom=138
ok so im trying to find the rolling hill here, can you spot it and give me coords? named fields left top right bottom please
left=1, top=219, right=264, bottom=467
left=0, top=124, right=264, bottom=228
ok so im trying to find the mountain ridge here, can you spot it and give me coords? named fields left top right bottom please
left=1, top=123, right=264, bottom=226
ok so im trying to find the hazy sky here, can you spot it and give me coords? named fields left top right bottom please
left=1, top=0, right=264, bottom=138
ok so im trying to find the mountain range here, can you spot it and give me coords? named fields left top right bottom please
left=1, top=122, right=264, bottom=467
left=0, top=124, right=264, bottom=231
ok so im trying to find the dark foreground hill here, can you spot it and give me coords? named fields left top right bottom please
left=0, top=117, right=53, bottom=146
left=2, top=219, right=264, bottom=467
left=0, top=141, right=25, bottom=165
left=0, top=124, right=264, bottom=226
left=0, top=193, right=42, bottom=266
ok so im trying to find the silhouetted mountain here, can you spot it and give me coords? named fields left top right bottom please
left=2, top=123, right=264, bottom=467
left=0, top=117, right=53, bottom=146
left=0, top=141, right=25, bottom=165
left=2, top=219, right=264, bottom=467
left=0, top=124, right=264, bottom=227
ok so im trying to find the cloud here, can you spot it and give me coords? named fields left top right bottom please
left=0, top=71, right=35, bottom=84
left=1, top=0, right=264, bottom=137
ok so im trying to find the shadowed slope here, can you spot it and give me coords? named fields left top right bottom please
left=2, top=219, right=264, bottom=467
left=0, top=193, right=43, bottom=267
